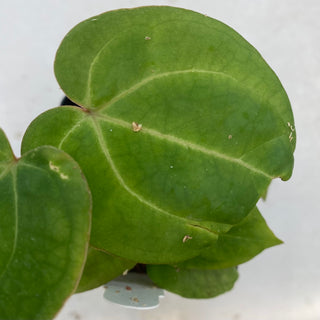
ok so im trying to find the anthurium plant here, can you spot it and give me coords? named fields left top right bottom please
left=0, top=6, right=295, bottom=320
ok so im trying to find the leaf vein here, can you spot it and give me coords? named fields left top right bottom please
left=98, top=69, right=236, bottom=112
left=90, top=118, right=171, bottom=216
left=95, top=114, right=273, bottom=179
left=58, top=117, right=87, bottom=149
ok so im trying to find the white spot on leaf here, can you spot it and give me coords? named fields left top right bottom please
left=289, top=131, right=294, bottom=142
left=60, top=173, right=69, bottom=180
left=49, top=161, right=69, bottom=180
left=287, top=122, right=295, bottom=142
left=49, top=161, right=59, bottom=172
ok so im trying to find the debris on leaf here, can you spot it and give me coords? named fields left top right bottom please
left=132, top=122, right=142, bottom=132
left=183, top=235, right=192, bottom=243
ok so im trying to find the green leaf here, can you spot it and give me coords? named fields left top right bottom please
left=0, top=129, right=91, bottom=320
left=76, top=246, right=136, bottom=293
left=147, top=264, right=238, bottom=299
left=22, top=6, right=295, bottom=264
left=177, top=207, right=283, bottom=269
left=21, top=107, right=218, bottom=264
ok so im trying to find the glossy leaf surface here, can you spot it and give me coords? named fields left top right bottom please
left=0, top=129, right=91, bottom=320
left=178, top=207, right=282, bottom=269
left=22, top=6, right=295, bottom=264
left=147, top=264, right=238, bottom=299
left=76, top=246, right=135, bottom=293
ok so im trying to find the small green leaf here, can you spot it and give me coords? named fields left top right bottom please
left=76, top=246, right=136, bottom=293
left=178, top=207, right=283, bottom=269
left=0, top=129, right=91, bottom=320
left=147, top=264, right=238, bottom=299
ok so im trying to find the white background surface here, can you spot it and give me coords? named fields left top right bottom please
left=0, top=1, right=319, bottom=319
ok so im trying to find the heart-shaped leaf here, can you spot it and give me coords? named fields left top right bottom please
left=22, top=6, right=295, bottom=265
left=76, top=246, right=135, bottom=293
left=147, top=264, right=238, bottom=299
left=177, top=206, right=283, bottom=269
left=0, top=129, right=91, bottom=320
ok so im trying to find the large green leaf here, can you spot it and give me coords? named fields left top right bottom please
left=0, top=129, right=91, bottom=320
left=76, top=246, right=136, bottom=293
left=22, top=6, right=295, bottom=264
left=147, top=264, right=238, bottom=299
left=177, top=206, right=282, bottom=269
left=21, top=106, right=219, bottom=264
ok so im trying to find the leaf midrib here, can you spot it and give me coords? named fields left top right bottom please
left=83, top=65, right=274, bottom=179
left=220, top=233, right=278, bottom=244
left=94, top=113, right=274, bottom=179
left=54, top=108, right=273, bottom=231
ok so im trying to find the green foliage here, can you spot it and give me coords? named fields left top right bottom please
left=147, top=264, right=239, bottom=299
left=0, top=130, right=91, bottom=320
left=0, top=6, right=295, bottom=319
left=177, top=207, right=283, bottom=269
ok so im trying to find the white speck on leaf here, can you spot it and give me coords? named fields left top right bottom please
left=49, top=161, right=69, bottom=180
left=170, top=165, right=174, bottom=169
left=288, top=122, right=295, bottom=132
left=60, top=173, right=69, bottom=180
left=289, top=131, right=294, bottom=142
left=109, top=129, right=113, bottom=132
left=183, top=235, right=192, bottom=243
left=145, top=36, right=151, bottom=40
left=228, top=135, right=232, bottom=139
left=132, top=122, right=142, bottom=132
left=49, top=161, right=59, bottom=172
